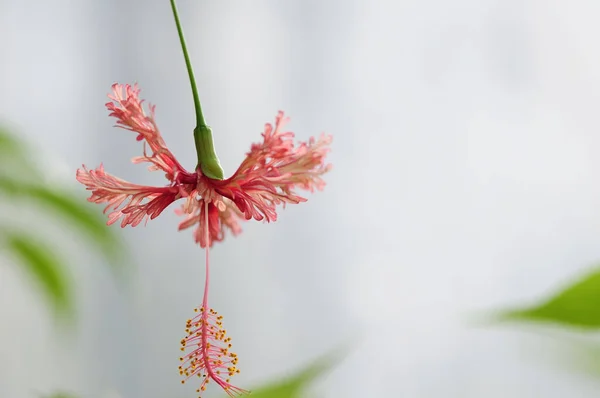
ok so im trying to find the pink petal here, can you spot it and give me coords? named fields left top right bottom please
left=106, top=83, right=190, bottom=180
left=76, top=164, right=180, bottom=228
left=207, top=111, right=331, bottom=225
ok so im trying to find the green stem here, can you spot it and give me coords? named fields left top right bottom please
left=170, top=0, right=204, bottom=127
left=170, top=0, right=224, bottom=179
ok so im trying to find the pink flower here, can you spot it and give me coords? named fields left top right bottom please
left=76, top=83, right=332, bottom=248
left=76, top=83, right=332, bottom=396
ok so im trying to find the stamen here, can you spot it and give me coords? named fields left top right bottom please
left=178, top=201, right=248, bottom=397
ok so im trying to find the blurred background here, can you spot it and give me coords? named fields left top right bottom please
left=3, top=0, right=600, bottom=397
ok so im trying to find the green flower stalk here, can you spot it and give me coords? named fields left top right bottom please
left=169, top=0, right=224, bottom=180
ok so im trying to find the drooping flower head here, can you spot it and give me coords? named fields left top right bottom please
left=76, top=83, right=332, bottom=396
left=77, top=84, right=332, bottom=248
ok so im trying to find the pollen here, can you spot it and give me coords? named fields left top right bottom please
left=179, top=305, right=248, bottom=397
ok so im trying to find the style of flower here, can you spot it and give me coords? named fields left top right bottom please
left=76, top=83, right=332, bottom=396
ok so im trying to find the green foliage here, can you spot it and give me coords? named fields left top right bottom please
left=3, top=232, right=72, bottom=315
left=239, top=350, right=341, bottom=398
left=0, top=176, right=123, bottom=266
left=0, top=126, right=125, bottom=318
left=493, top=267, right=600, bottom=329
left=0, top=128, right=23, bottom=155
left=552, top=338, right=600, bottom=378
left=42, top=392, right=78, bottom=398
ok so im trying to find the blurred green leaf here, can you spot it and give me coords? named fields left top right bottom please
left=0, top=127, right=128, bottom=323
left=556, top=338, right=600, bottom=378
left=494, top=267, right=600, bottom=329
left=240, top=350, right=341, bottom=398
left=42, top=393, right=78, bottom=398
left=0, top=127, right=37, bottom=176
left=0, top=127, right=24, bottom=155
left=510, top=333, right=600, bottom=380
left=0, top=176, right=125, bottom=269
left=3, top=232, right=72, bottom=316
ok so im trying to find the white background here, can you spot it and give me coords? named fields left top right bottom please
left=2, top=0, right=600, bottom=397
